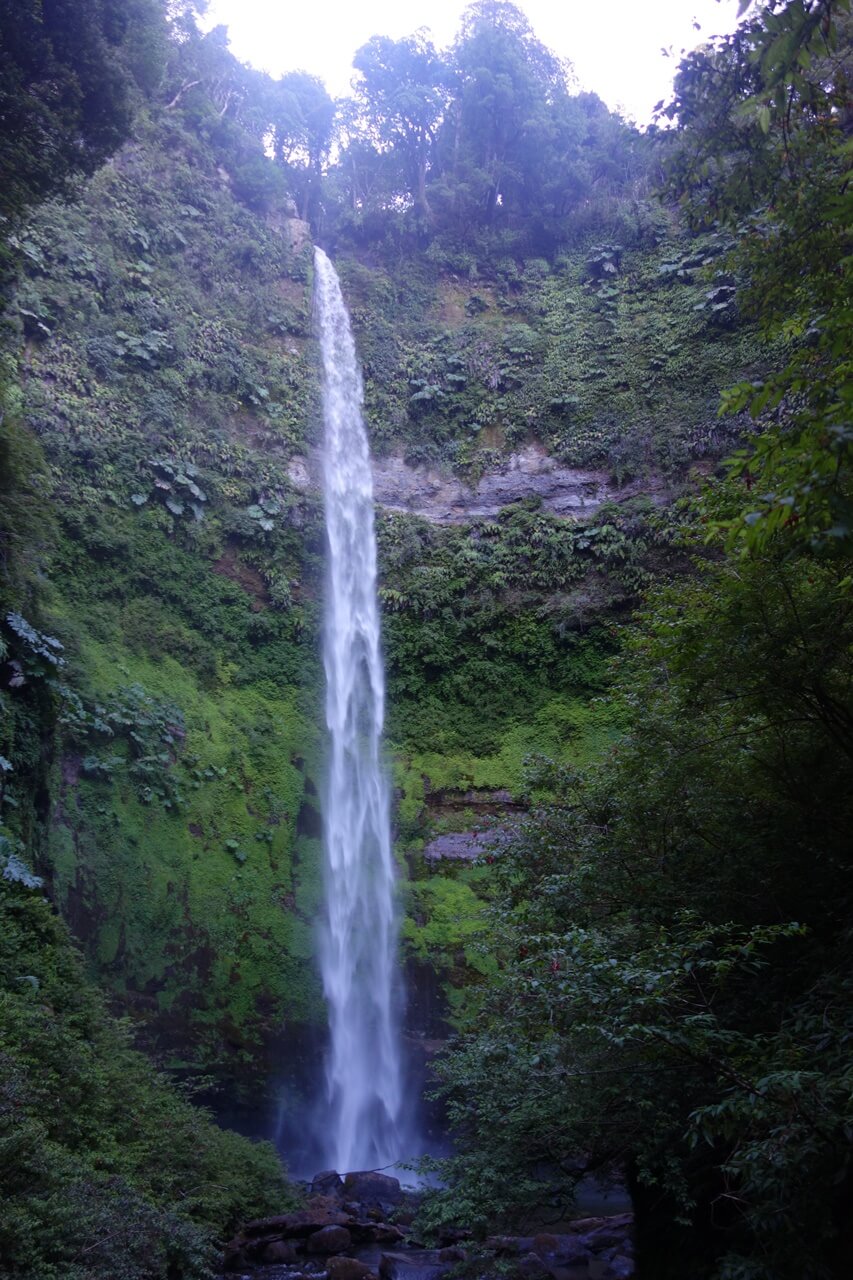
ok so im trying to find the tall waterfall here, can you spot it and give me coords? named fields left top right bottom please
left=314, top=246, right=404, bottom=1173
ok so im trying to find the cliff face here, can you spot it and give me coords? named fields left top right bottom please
left=289, top=443, right=670, bottom=522
left=6, top=110, right=325, bottom=1081
left=2, top=95, right=765, bottom=1090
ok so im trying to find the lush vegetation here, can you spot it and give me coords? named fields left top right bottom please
left=0, top=864, right=291, bottom=1279
left=418, top=4, right=853, bottom=1278
left=0, top=0, right=849, bottom=1276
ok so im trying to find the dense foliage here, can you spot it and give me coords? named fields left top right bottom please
left=419, top=4, right=853, bottom=1277
left=0, top=0, right=166, bottom=227
left=1, top=0, right=849, bottom=1276
left=0, top=865, right=291, bottom=1280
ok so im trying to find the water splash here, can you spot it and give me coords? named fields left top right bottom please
left=314, top=246, right=404, bottom=1173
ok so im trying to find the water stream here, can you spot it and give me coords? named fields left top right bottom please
left=314, top=246, right=404, bottom=1173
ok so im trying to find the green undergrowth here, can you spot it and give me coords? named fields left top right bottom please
left=402, top=870, right=497, bottom=1023
left=0, top=869, right=294, bottom=1280
left=47, top=630, right=324, bottom=1071
left=392, top=692, right=624, bottom=1016
left=0, top=98, right=332, bottom=1073
left=339, top=225, right=768, bottom=478
left=394, top=694, right=622, bottom=838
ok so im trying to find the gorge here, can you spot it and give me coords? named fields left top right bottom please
left=0, top=2, right=850, bottom=1279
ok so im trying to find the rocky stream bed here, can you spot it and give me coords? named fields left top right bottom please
left=221, top=1172, right=634, bottom=1280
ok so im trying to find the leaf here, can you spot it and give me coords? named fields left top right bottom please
left=2, top=853, right=43, bottom=888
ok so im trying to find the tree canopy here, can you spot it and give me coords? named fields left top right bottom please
left=0, top=0, right=166, bottom=223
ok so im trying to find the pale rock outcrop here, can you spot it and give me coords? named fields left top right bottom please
left=288, top=443, right=666, bottom=525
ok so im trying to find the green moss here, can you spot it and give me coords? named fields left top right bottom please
left=47, top=629, right=324, bottom=1068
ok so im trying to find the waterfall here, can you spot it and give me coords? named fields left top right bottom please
left=313, top=246, right=404, bottom=1174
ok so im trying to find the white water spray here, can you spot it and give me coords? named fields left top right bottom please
left=314, top=246, right=404, bottom=1173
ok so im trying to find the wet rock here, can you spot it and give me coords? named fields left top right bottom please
left=327, top=1258, right=378, bottom=1280
left=515, top=1253, right=549, bottom=1278
left=288, top=444, right=668, bottom=526
left=568, top=1213, right=633, bottom=1234
left=437, top=1246, right=466, bottom=1263
left=586, top=1227, right=632, bottom=1250
left=486, top=1235, right=530, bottom=1255
left=379, top=1250, right=449, bottom=1280
left=308, top=1194, right=346, bottom=1214
left=244, top=1208, right=352, bottom=1238
left=351, top=1221, right=406, bottom=1246
left=263, top=1240, right=299, bottom=1263
left=423, top=828, right=514, bottom=863
left=343, top=1171, right=404, bottom=1208
left=311, top=1170, right=345, bottom=1198
left=372, top=445, right=667, bottom=524
left=306, top=1225, right=353, bottom=1254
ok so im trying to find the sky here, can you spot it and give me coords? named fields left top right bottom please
left=203, top=0, right=743, bottom=125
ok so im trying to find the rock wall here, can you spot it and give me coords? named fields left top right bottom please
left=289, top=443, right=667, bottom=524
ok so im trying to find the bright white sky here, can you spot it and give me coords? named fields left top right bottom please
left=203, top=0, right=743, bottom=125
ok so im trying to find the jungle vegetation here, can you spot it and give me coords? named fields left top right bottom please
left=0, top=0, right=850, bottom=1277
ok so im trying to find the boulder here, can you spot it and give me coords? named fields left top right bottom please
left=515, top=1253, right=549, bottom=1278
left=568, top=1213, right=633, bottom=1234
left=438, top=1246, right=466, bottom=1263
left=379, top=1249, right=449, bottom=1280
left=327, top=1258, right=378, bottom=1280
left=312, top=1169, right=345, bottom=1197
left=243, top=1207, right=352, bottom=1238
left=486, top=1236, right=531, bottom=1255
left=308, top=1193, right=346, bottom=1213
left=262, top=1240, right=298, bottom=1263
left=499, top=1234, right=587, bottom=1265
left=361, top=1222, right=405, bottom=1245
left=343, top=1171, right=404, bottom=1208
left=306, top=1225, right=353, bottom=1254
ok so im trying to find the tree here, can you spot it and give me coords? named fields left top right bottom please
left=662, top=0, right=852, bottom=552
left=269, top=70, right=335, bottom=220
left=422, top=536, right=853, bottom=1277
left=443, top=0, right=571, bottom=224
left=0, top=0, right=166, bottom=224
left=352, top=32, right=452, bottom=217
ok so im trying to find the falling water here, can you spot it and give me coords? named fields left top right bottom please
left=314, top=246, right=404, bottom=1173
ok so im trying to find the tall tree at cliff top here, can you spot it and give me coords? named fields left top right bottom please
left=440, top=0, right=570, bottom=225
left=268, top=69, right=335, bottom=220
left=351, top=32, right=451, bottom=219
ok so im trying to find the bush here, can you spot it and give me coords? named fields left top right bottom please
left=0, top=873, right=294, bottom=1279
